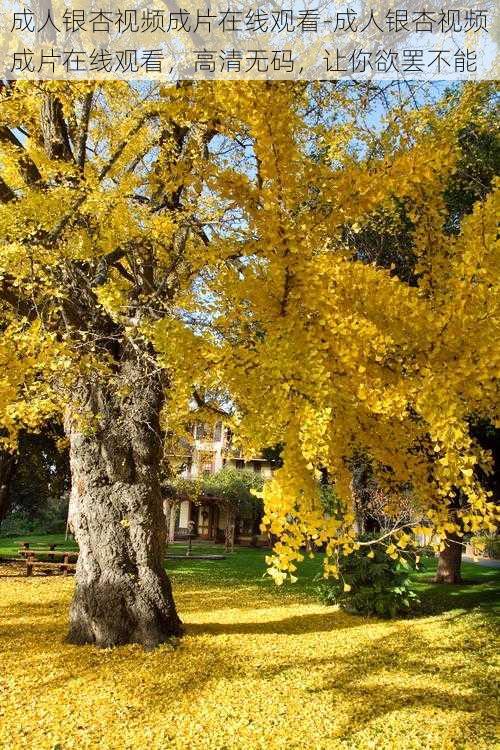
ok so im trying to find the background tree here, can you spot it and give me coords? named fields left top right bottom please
left=190, top=83, right=498, bottom=585
left=345, top=100, right=499, bottom=583
left=0, top=428, right=70, bottom=533
left=203, top=466, right=265, bottom=539
left=0, top=448, right=16, bottom=526
left=166, top=467, right=265, bottom=546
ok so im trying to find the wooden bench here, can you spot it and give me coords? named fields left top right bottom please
left=18, top=546, right=78, bottom=576
left=20, top=541, right=58, bottom=551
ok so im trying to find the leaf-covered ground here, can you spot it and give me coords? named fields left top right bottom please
left=0, top=546, right=499, bottom=750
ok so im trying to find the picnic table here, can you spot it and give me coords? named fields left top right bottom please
left=18, top=542, right=78, bottom=576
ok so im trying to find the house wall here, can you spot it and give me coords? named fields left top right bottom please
left=184, top=422, right=275, bottom=480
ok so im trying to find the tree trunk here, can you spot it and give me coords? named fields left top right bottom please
left=65, top=363, right=182, bottom=649
left=435, top=532, right=463, bottom=584
left=224, top=506, right=236, bottom=553
left=167, top=501, right=177, bottom=543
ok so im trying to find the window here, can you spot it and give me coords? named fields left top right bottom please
left=214, top=421, right=222, bottom=441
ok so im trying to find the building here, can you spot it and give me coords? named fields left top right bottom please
left=169, top=421, right=274, bottom=546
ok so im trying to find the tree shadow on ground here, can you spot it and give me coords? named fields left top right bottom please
left=186, top=610, right=368, bottom=636
left=411, top=575, right=499, bottom=623
left=1, top=585, right=497, bottom=749
left=245, top=622, right=496, bottom=744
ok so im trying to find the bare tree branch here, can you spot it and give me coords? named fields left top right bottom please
left=0, top=126, right=42, bottom=185
left=76, top=90, right=94, bottom=170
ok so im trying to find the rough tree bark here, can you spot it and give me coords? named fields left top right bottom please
left=435, top=532, right=463, bottom=584
left=65, top=359, right=182, bottom=649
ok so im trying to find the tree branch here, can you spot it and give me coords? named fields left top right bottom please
left=193, top=390, right=231, bottom=417
left=0, top=175, right=16, bottom=203
left=76, top=90, right=94, bottom=170
left=41, top=93, right=74, bottom=163
left=0, top=276, right=33, bottom=317
left=0, top=126, right=42, bottom=185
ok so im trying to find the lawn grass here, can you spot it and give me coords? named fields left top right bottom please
left=0, top=536, right=498, bottom=749
left=0, top=533, right=78, bottom=557
left=166, top=544, right=500, bottom=619
left=2, top=534, right=498, bottom=619
left=412, top=558, right=499, bottom=619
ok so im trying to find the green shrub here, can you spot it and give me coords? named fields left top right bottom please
left=316, top=538, right=420, bottom=618
left=0, top=496, right=68, bottom=537
left=0, top=511, right=37, bottom=536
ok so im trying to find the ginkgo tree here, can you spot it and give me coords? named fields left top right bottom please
left=0, top=80, right=498, bottom=648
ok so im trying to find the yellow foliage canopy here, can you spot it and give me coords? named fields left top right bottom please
left=0, top=81, right=498, bottom=579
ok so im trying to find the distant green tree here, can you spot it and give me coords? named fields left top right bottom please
left=165, top=466, right=266, bottom=538
left=1, top=428, right=70, bottom=532
left=0, top=448, right=16, bottom=526
left=202, top=467, right=265, bottom=532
